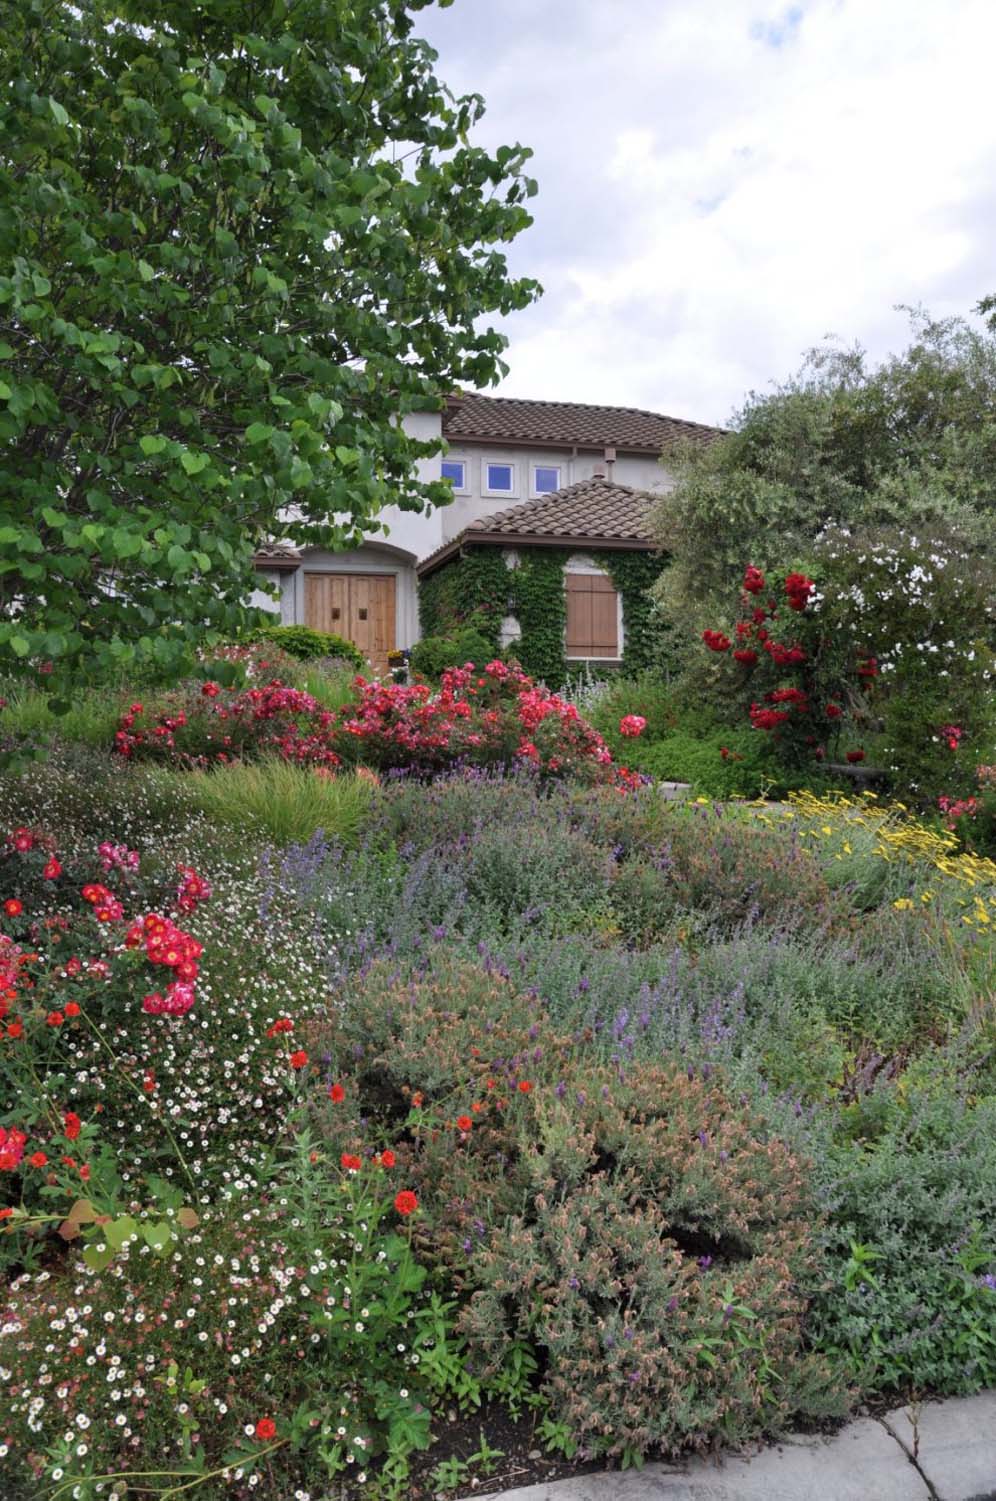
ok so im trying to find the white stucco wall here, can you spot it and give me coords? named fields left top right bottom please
left=437, top=444, right=675, bottom=539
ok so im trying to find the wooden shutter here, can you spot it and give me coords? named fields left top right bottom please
left=565, top=572, right=619, bottom=657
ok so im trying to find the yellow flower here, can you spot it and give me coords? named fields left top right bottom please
left=893, top=898, right=914, bottom=911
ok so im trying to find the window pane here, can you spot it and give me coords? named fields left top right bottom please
left=487, top=464, right=513, bottom=491
left=534, top=466, right=560, bottom=493
left=441, top=460, right=465, bottom=487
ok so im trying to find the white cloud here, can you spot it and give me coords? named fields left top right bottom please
left=416, top=0, right=996, bottom=425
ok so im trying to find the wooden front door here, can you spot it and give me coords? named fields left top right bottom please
left=304, top=573, right=396, bottom=675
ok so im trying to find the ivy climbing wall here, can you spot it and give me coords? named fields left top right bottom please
left=419, top=545, right=672, bottom=687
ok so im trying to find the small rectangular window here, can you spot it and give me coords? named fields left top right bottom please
left=440, top=460, right=466, bottom=489
left=533, top=465, right=561, bottom=494
left=486, top=463, right=514, bottom=493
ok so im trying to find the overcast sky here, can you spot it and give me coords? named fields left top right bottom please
left=415, top=0, right=996, bottom=428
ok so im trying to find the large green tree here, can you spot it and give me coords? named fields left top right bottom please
left=0, top=0, right=538, bottom=685
left=652, top=309, right=996, bottom=634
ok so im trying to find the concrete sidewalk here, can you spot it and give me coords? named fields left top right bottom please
left=460, top=1392, right=996, bottom=1501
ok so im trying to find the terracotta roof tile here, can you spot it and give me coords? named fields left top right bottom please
left=417, top=478, right=660, bottom=576
left=443, top=393, right=721, bottom=451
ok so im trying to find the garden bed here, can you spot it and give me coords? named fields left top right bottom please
left=1, top=682, right=994, bottom=1500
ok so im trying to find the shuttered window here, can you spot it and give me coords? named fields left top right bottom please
left=565, top=572, right=619, bottom=658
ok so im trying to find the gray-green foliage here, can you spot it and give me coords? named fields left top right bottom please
left=652, top=310, right=996, bottom=634
left=0, top=0, right=538, bottom=687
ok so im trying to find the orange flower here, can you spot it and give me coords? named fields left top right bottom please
left=328, top=1083, right=345, bottom=1103
left=456, top=1115, right=472, bottom=1132
left=517, top=1080, right=533, bottom=1093
left=379, top=1149, right=396, bottom=1168
left=394, top=1190, right=418, bottom=1216
left=340, top=1153, right=361, bottom=1172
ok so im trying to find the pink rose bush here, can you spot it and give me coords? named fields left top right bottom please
left=112, top=660, right=641, bottom=787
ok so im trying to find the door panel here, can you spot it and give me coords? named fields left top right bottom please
left=304, top=572, right=396, bottom=674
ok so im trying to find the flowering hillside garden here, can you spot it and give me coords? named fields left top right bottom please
left=1, top=678, right=995, bottom=1498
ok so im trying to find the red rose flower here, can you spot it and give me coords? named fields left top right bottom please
left=826, top=703, right=842, bottom=718
left=732, top=649, right=758, bottom=667
left=328, top=1082, right=345, bottom=1103
left=254, top=1417, right=277, bottom=1441
left=702, top=629, right=731, bottom=653
left=201, top=682, right=221, bottom=698
left=619, top=714, right=647, bottom=738
left=743, top=565, right=765, bottom=594
left=846, top=749, right=866, bottom=764
left=394, top=1190, right=418, bottom=1216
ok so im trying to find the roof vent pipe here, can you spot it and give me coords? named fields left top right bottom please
left=604, top=446, right=616, bottom=481
left=593, top=460, right=607, bottom=479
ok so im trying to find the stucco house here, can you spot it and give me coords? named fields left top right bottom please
left=252, top=393, right=720, bottom=674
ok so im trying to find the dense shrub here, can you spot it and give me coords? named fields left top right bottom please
left=318, top=956, right=847, bottom=1460
left=247, top=622, right=367, bottom=669
left=813, top=1065, right=996, bottom=1394
left=409, top=624, right=496, bottom=680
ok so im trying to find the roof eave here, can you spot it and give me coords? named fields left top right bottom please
left=417, top=532, right=658, bottom=579
left=440, top=432, right=678, bottom=456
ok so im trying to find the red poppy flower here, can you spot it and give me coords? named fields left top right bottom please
left=289, top=1050, right=308, bottom=1070
left=64, top=1001, right=81, bottom=1018
left=394, top=1190, right=418, bottom=1216
left=46, top=1011, right=64, bottom=1027
left=0, top=1207, right=12, bottom=1220
left=328, top=1082, right=345, bottom=1104
left=379, top=1149, right=396, bottom=1168
left=28, top=1151, right=47, bottom=1169
left=254, top=1417, right=277, bottom=1441
left=517, top=1080, right=533, bottom=1094
left=3, top=899, right=22, bottom=918
left=456, top=1115, right=473, bottom=1132
left=6, top=1020, right=23, bottom=1039
left=340, top=1153, right=361, bottom=1172
left=63, top=1112, right=82, bottom=1141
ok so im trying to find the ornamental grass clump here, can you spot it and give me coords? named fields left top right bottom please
left=319, top=955, right=849, bottom=1460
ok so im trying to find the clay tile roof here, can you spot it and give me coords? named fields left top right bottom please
left=253, top=541, right=303, bottom=571
left=417, top=478, right=660, bottom=577
left=443, top=393, right=721, bottom=451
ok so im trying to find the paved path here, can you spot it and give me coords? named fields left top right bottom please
left=459, top=1392, right=996, bottom=1501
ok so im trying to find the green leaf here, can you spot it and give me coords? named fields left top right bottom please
left=245, top=422, right=274, bottom=445
left=141, top=1222, right=172, bottom=1253
left=48, top=97, right=69, bottom=126
left=0, top=381, right=10, bottom=401
left=180, top=450, right=209, bottom=475
left=139, top=434, right=167, bottom=455
left=9, top=635, right=30, bottom=657
left=138, top=259, right=155, bottom=282
left=83, top=1242, right=115, bottom=1273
